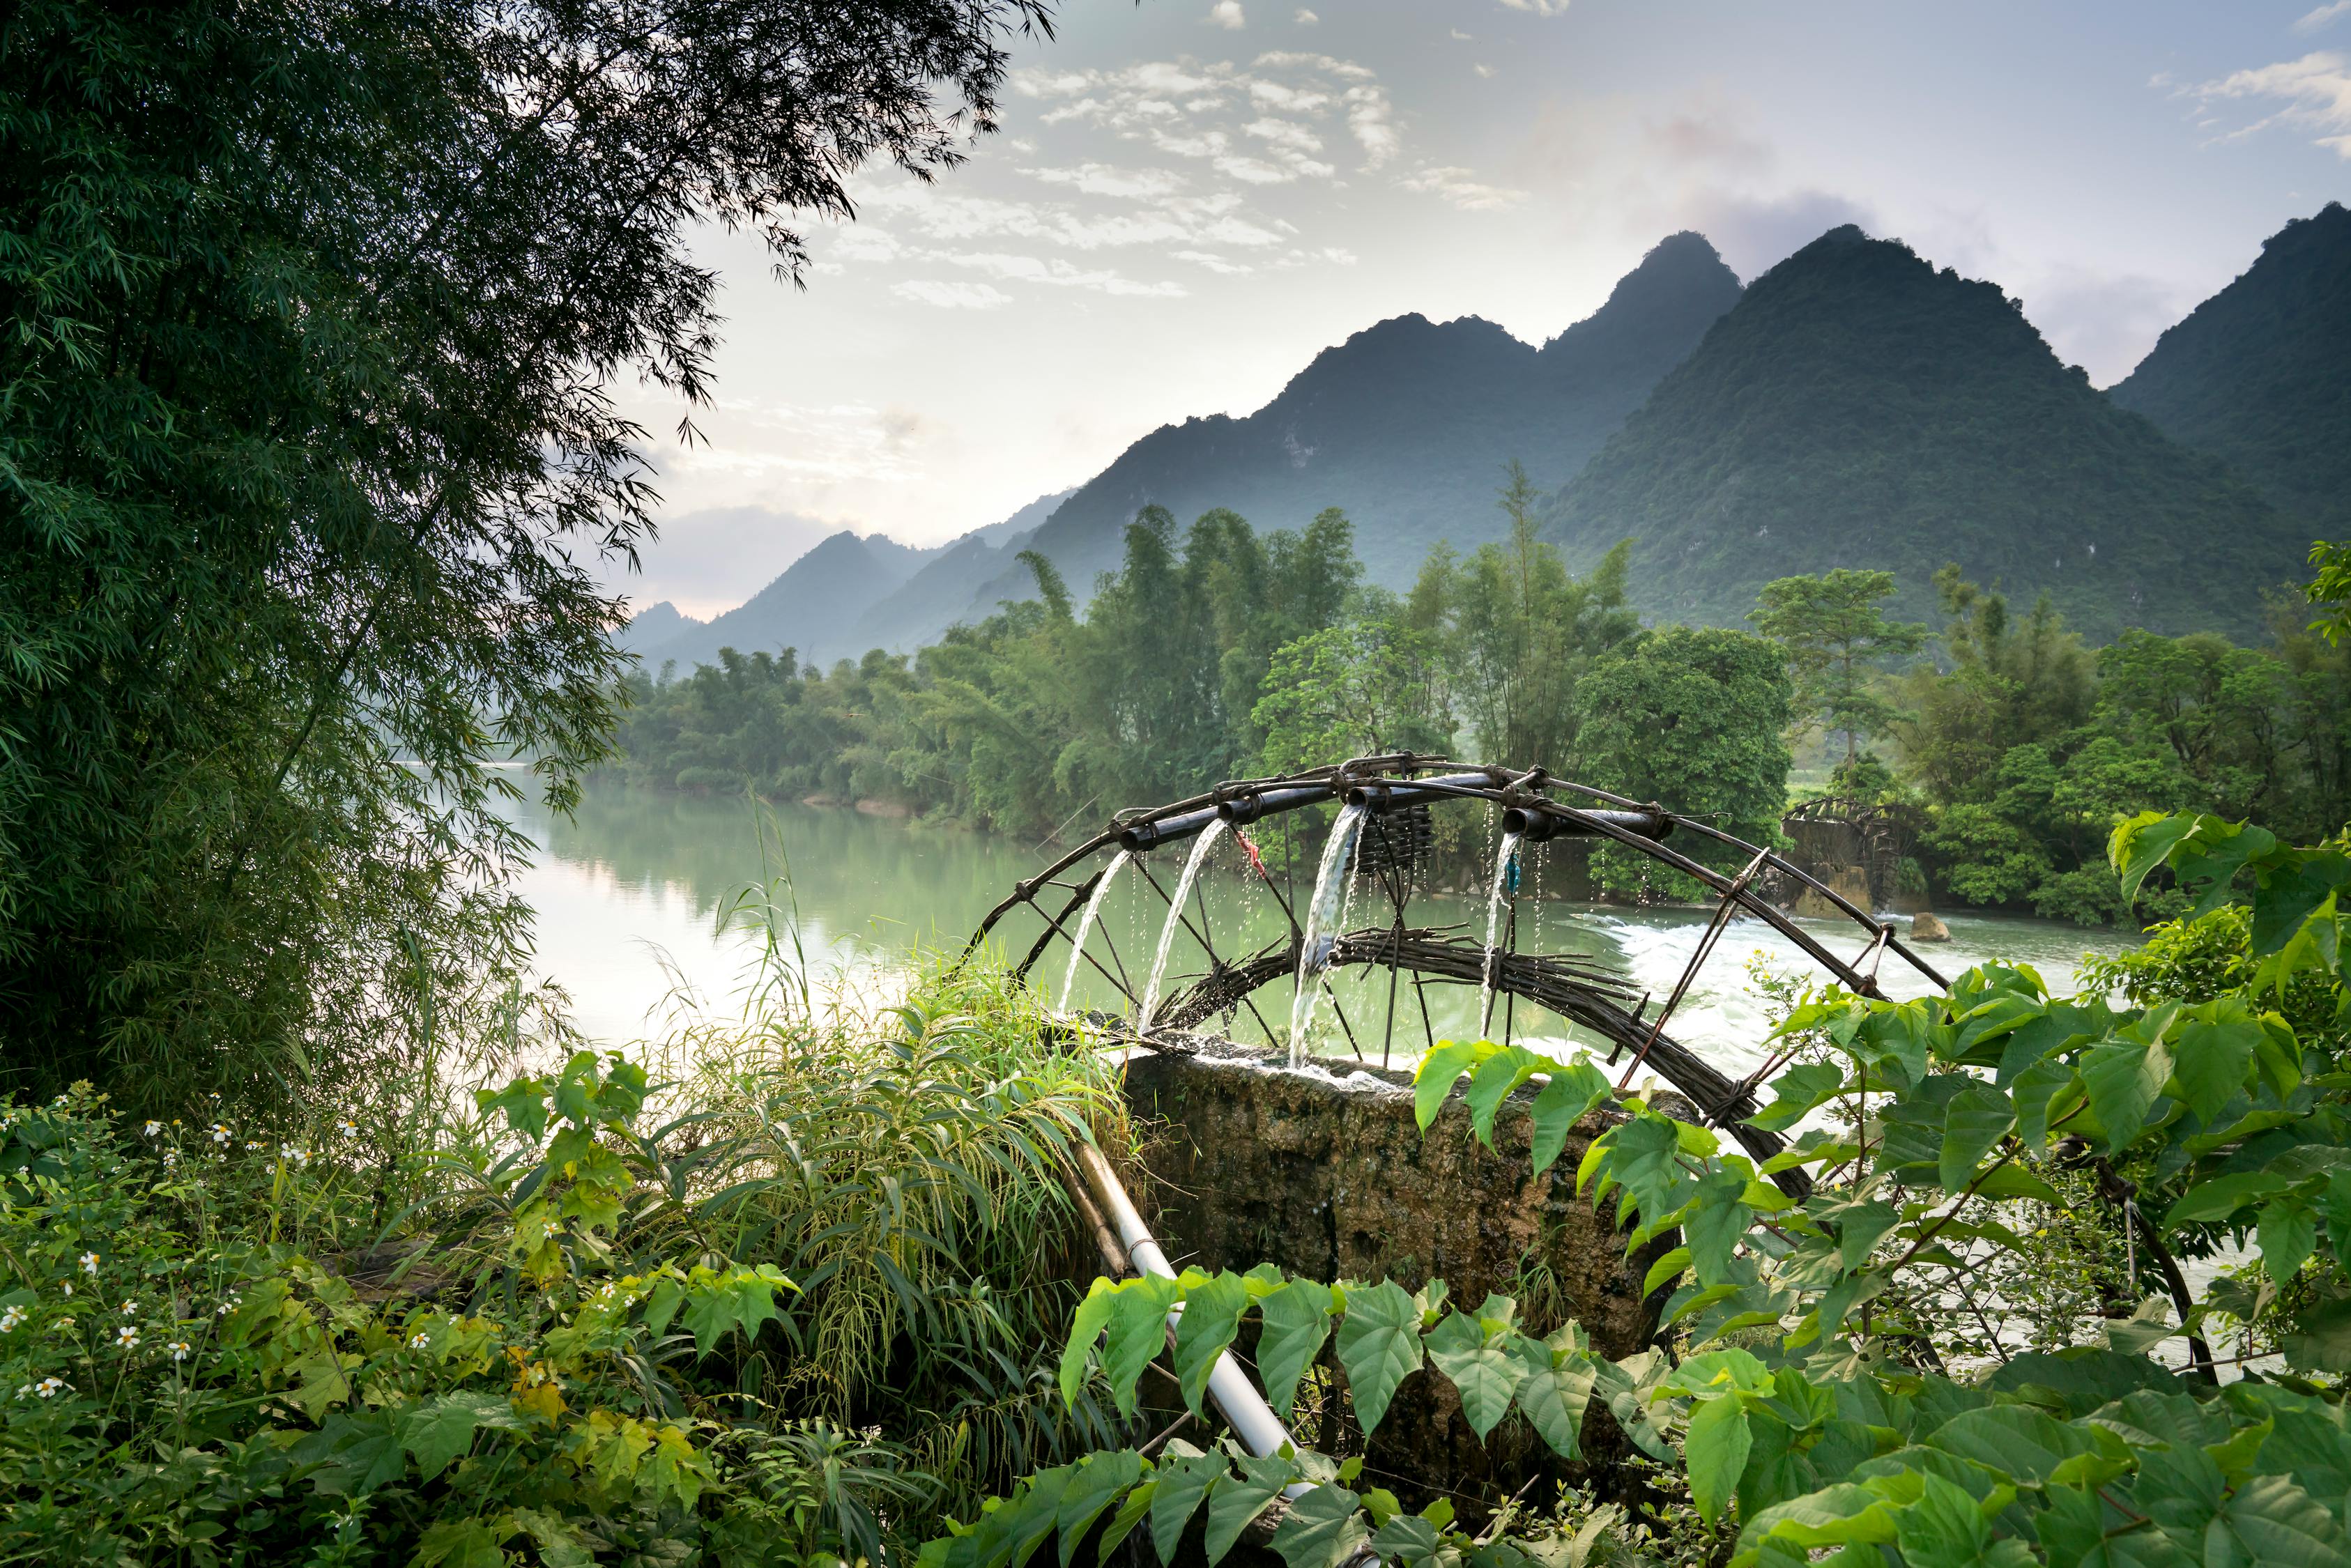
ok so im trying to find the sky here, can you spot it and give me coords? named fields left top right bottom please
left=615, top=0, right=2351, bottom=619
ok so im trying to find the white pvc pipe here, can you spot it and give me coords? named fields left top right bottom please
left=1072, top=1142, right=1314, bottom=1498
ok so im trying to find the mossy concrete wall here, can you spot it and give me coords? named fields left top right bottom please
left=1121, top=1038, right=1666, bottom=1514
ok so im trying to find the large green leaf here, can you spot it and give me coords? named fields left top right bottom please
left=1204, top=1454, right=1293, bottom=1566
left=1055, top=1450, right=1143, bottom=1568
left=1510, top=1333, right=1594, bottom=1460
left=1172, top=1271, right=1251, bottom=1417
left=2081, top=1033, right=2173, bottom=1150
left=399, top=1391, right=520, bottom=1480
left=1255, top=1280, right=1335, bottom=1420
left=2260, top=1199, right=2319, bottom=1288
left=681, top=1266, right=787, bottom=1357
left=1096, top=1479, right=1156, bottom=1566
left=1269, top=1485, right=1368, bottom=1568
left=1464, top=1047, right=1545, bottom=1146
left=2209, top=1474, right=2351, bottom=1567
left=1747, top=1061, right=1844, bottom=1134
left=1058, top=1279, right=1120, bottom=1408
left=1333, top=1280, right=1423, bottom=1435
left=1413, top=1040, right=1482, bottom=1130
left=2161, top=1171, right=2290, bottom=1229
left=1423, top=1311, right=1519, bottom=1440
left=1684, top=1165, right=1756, bottom=1286
left=2168, top=1001, right=2262, bottom=1125
left=1149, top=1447, right=1222, bottom=1566
left=1527, top=1056, right=1614, bottom=1175
left=1938, top=1082, right=2013, bottom=1192
left=1101, top=1276, right=1178, bottom=1416
left=1684, top=1393, right=1752, bottom=1525
left=1924, top=1404, right=2092, bottom=1485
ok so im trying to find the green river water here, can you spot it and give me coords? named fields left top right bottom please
left=510, top=786, right=2140, bottom=1079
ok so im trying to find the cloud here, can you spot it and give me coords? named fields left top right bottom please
left=2014, top=267, right=2190, bottom=387
left=893, top=279, right=1013, bottom=309
left=1293, top=6, right=1317, bottom=22
left=1208, top=1, right=1245, bottom=28
left=1024, top=163, right=1189, bottom=199
left=1402, top=164, right=1527, bottom=210
left=1677, top=189, right=1881, bottom=278
left=1496, top=0, right=1570, bottom=13
left=2296, top=2, right=2351, bottom=34
left=1474, top=63, right=1496, bottom=79
left=936, top=252, right=1188, bottom=297
left=619, top=506, right=843, bottom=619
left=1450, top=28, right=1473, bottom=40
left=2187, top=51, right=2351, bottom=156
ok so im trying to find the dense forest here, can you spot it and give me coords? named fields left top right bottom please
left=611, top=468, right=2351, bottom=924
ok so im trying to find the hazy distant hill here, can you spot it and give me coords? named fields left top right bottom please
left=1542, top=226, right=2297, bottom=640
left=615, top=600, right=701, bottom=656
left=848, top=488, right=1071, bottom=654
left=641, top=530, right=934, bottom=671
left=963, top=231, right=1745, bottom=610
left=2111, top=201, right=2351, bottom=539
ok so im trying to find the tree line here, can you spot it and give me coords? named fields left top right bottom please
left=613, top=466, right=2351, bottom=924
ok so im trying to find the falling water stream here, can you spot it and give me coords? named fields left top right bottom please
left=1477, top=830, right=1522, bottom=1037
left=1058, top=849, right=1133, bottom=1013
left=1136, top=820, right=1229, bottom=1034
left=1286, top=801, right=1368, bottom=1067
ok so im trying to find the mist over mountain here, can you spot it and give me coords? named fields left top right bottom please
left=960, top=231, right=1745, bottom=611
left=2111, top=201, right=2351, bottom=539
left=638, top=530, right=936, bottom=672
left=847, top=488, right=1071, bottom=655
left=615, top=599, right=702, bottom=655
left=1542, top=225, right=2300, bottom=640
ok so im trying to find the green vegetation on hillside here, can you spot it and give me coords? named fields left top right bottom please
left=1543, top=226, right=2304, bottom=641
left=611, top=482, right=1800, bottom=892
left=2112, top=201, right=2351, bottom=537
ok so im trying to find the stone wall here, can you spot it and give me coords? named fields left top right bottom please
left=1120, top=1038, right=1667, bottom=1515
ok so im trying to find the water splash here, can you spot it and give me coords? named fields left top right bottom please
left=1287, top=802, right=1368, bottom=1067
left=1058, top=849, right=1133, bottom=1014
left=1478, top=831, right=1522, bottom=1038
left=1138, top=820, right=1228, bottom=1036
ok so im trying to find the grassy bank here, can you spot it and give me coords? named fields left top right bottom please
left=0, top=961, right=1128, bottom=1565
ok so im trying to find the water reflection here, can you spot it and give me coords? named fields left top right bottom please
left=509, top=786, right=2141, bottom=1075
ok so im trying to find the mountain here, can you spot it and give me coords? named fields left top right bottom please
left=2110, top=202, right=2351, bottom=539
left=1541, top=225, right=2299, bottom=640
left=963, top=231, right=1745, bottom=610
left=641, top=530, right=933, bottom=671
left=615, top=600, right=701, bottom=656
left=848, top=488, right=1072, bottom=654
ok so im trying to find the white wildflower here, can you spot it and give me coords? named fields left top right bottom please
left=408, top=1332, right=431, bottom=1350
left=0, top=1305, right=24, bottom=1332
left=143, top=1121, right=161, bottom=1137
left=115, top=1325, right=140, bottom=1350
left=36, top=1377, right=64, bottom=1398
left=79, top=1252, right=98, bottom=1277
left=167, top=1340, right=192, bottom=1362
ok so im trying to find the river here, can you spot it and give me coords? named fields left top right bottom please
left=510, top=786, right=2141, bottom=1079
